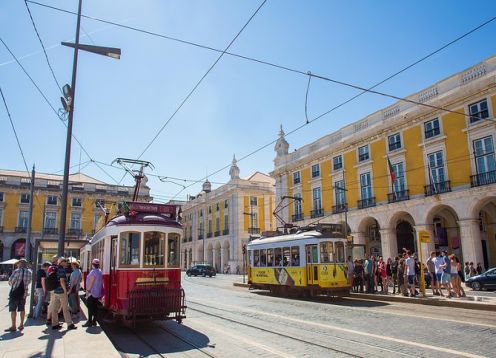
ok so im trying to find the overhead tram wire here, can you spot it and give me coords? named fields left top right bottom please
left=0, top=38, right=120, bottom=185
left=115, top=0, right=268, bottom=184
left=24, top=0, right=62, bottom=93
left=0, top=86, right=31, bottom=174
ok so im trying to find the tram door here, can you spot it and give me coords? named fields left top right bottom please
left=305, top=244, right=319, bottom=285
left=109, top=235, right=118, bottom=307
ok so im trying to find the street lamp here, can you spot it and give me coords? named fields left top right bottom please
left=58, top=0, right=121, bottom=256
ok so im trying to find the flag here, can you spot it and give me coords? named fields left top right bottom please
left=387, top=156, right=396, bottom=182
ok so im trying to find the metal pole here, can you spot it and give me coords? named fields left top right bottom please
left=25, top=165, right=35, bottom=262
left=28, top=239, right=39, bottom=318
left=59, top=0, right=82, bottom=256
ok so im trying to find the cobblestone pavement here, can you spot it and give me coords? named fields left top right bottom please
left=103, top=274, right=496, bottom=358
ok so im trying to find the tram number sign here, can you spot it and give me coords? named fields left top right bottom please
left=418, top=230, right=431, bottom=243
left=128, top=202, right=177, bottom=218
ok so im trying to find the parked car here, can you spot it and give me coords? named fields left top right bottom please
left=186, top=264, right=216, bottom=277
left=466, top=267, right=496, bottom=291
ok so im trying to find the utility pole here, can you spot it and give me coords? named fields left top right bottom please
left=25, top=165, right=35, bottom=262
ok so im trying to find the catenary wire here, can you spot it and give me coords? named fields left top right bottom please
left=0, top=86, right=31, bottom=174
left=22, top=2, right=496, bottom=192
left=24, top=0, right=62, bottom=92
left=117, top=0, right=268, bottom=184
left=0, top=37, right=120, bottom=184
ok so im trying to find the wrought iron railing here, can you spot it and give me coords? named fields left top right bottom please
left=15, top=226, right=27, bottom=233
left=67, top=228, right=82, bottom=236
left=310, top=208, right=324, bottom=218
left=222, top=229, right=229, bottom=235
left=424, top=181, right=451, bottom=196
left=470, top=171, right=496, bottom=187
left=387, top=190, right=410, bottom=203
left=292, top=213, right=304, bottom=221
left=332, top=204, right=348, bottom=214
left=248, top=227, right=260, bottom=234
left=357, top=197, right=376, bottom=209
left=43, top=227, right=58, bottom=235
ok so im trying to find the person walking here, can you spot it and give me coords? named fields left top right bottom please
left=83, top=258, right=104, bottom=327
left=353, top=259, right=364, bottom=293
left=476, top=263, right=483, bottom=275
left=51, top=257, right=77, bottom=330
left=33, top=262, right=50, bottom=319
left=5, top=258, right=32, bottom=332
left=69, top=261, right=82, bottom=316
left=363, top=254, right=374, bottom=293
left=449, top=254, right=460, bottom=298
left=391, top=257, right=399, bottom=294
left=440, top=251, right=452, bottom=298
left=397, top=259, right=406, bottom=296
left=379, top=257, right=388, bottom=294
left=426, top=251, right=439, bottom=295
left=469, top=262, right=477, bottom=277
left=46, top=255, right=59, bottom=326
left=404, top=250, right=416, bottom=297
left=346, top=256, right=354, bottom=287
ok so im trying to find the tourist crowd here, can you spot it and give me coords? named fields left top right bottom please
left=347, top=250, right=485, bottom=298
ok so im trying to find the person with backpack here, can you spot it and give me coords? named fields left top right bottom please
left=5, top=258, right=32, bottom=332
left=50, top=257, right=77, bottom=331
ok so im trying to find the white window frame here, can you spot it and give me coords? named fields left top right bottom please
left=358, top=145, right=370, bottom=162
left=70, top=212, right=81, bottom=230
left=332, top=155, right=343, bottom=171
left=473, top=135, right=496, bottom=174
left=44, top=211, right=57, bottom=229
left=312, top=187, right=322, bottom=211
left=47, top=195, right=58, bottom=205
left=391, top=161, right=407, bottom=193
left=360, top=172, right=373, bottom=200
left=468, top=98, right=490, bottom=125
left=334, top=179, right=346, bottom=206
left=293, top=171, right=301, bottom=185
left=423, top=118, right=442, bottom=140
left=294, top=192, right=302, bottom=216
left=18, top=210, right=29, bottom=228
left=427, top=150, right=446, bottom=184
left=20, top=193, right=30, bottom=204
left=387, top=132, right=402, bottom=152
left=311, top=164, right=320, bottom=178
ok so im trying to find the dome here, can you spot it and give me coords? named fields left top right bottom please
left=202, top=179, right=211, bottom=193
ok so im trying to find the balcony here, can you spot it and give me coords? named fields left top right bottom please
left=471, top=171, right=496, bottom=187
left=15, top=226, right=27, bottom=233
left=248, top=227, right=260, bottom=234
left=43, top=227, right=58, bottom=235
left=214, top=231, right=220, bottom=237
left=198, top=234, right=204, bottom=240
left=310, top=208, right=324, bottom=218
left=424, top=181, right=451, bottom=196
left=332, top=204, right=348, bottom=214
left=207, top=232, right=212, bottom=238
left=388, top=190, right=410, bottom=203
left=67, top=228, right=82, bottom=236
left=357, top=197, right=376, bottom=209
left=292, top=213, right=304, bottom=222
left=223, top=229, right=229, bottom=235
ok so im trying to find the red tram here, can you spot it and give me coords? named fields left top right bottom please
left=81, top=201, right=186, bottom=324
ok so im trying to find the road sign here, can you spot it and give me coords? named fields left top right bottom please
left=418, top=230, right=431, bottom=243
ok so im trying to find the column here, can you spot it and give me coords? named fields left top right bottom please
left=379, top=228, right=397, bottom=259
left=220, top=246, right=225, bottom=273
left=458, top=219, right=484, bottom=265
left=212, top=247, right=217, bottom=270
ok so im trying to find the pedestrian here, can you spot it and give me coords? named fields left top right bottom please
left=455, top=256, right=466, bottom=297
left=34, top=262, right=50, bottom=319
left=5, top=259, right=32, bottom=332
left=476, top=263, right=483, bottom=275
left=404, top=250, right=416, bottom=297
left=379, top=257, right=388, bottom=294
left=83, top=258, right=104, bottom=327
left=397, top=258, right=406, bottom=296
left=464, top=262, right=470, bottom=281
left=346, top=256, right=354, bottom=286
left=353, top=259, right=364, bottom=293
left=391, top=256, right=399, bottom=294
left=46, top=255, right=59, bottom=326
left=440, top=251, right=452, bottom=298
left=469, top=262, right=477, bottom=277
left=449, top=254, right=460, bottom=298
left=69, top=261, right=82, bottom=316
left=51, top=257, right=77, bottom=330
left=426, top=251, right=438, bottom=295
left=363, top=254, right=374, bottom=293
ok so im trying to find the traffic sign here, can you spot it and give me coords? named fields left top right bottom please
left=418, top=230, right=431, bottom=243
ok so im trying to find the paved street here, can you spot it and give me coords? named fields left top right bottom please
left=102, top=273, right=496, bottom=358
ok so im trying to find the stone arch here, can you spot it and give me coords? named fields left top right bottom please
left=206, top=242, right=213, bottom=265
left=11, top=238, right=26, bottom=259
left=469, top=196, right=496, bottom=268
left=425, top=204, right=461, bottom=256
left=388, top=211, right=416, bottom=256
left=213, top=241, right=221, bottom=273
left=357, top=216, right=381, bottom=256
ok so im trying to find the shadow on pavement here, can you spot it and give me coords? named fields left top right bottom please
left=102, top=319, right=212, bottom=356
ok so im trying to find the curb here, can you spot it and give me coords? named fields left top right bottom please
left=233, top=282, right=496, bottom=311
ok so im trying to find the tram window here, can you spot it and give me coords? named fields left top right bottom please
left=144, top=231, right=166, bottom=266
left=320, top=242, right=334, bottom=263
left=335, top=241, right=345, bottom=263
left=167, top=233, right=180, bottom=267
left=283, top=247, right=290, bottom=266
left=274, top=248, right=282, bottom=266
left=291, top=246, right=300, bottom=266
left=254, top=250, right=260, bottom=267
left=120, top=232, right=141, bottom=266
left=248, top=250, right=253, bottom=266
left=260, top=249, right=267, bottom=266
left=267, top=249, right=274, bottom=266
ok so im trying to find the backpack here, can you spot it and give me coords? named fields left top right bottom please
left=45, top=266, right=60, bottom=291
left=9, top=269, right=25, bottom=300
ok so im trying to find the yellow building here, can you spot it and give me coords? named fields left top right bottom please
left=181, top=156, right=276, bottom=273
left=272, top=56, right=496, bottom=269
left=0, top=169, right=151, bottom=262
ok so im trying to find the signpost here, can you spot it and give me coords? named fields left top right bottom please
left=417, top=230, right=431, bottom=297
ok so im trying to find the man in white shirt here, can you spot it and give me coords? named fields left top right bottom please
left=433, top=252, right=445, bottom=297
left=404, top=250, right=416, bottom=297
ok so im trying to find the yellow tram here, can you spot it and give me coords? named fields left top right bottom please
left=247, top=224, right=351, bottom=296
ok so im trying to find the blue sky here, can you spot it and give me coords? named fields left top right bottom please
left=1, top=0, right=495, bottom=202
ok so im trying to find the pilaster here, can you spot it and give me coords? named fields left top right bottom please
left=458, top=219, right=484, bottom=265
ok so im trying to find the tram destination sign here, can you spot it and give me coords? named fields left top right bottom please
left=128, top=202, right=177, bottom=219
